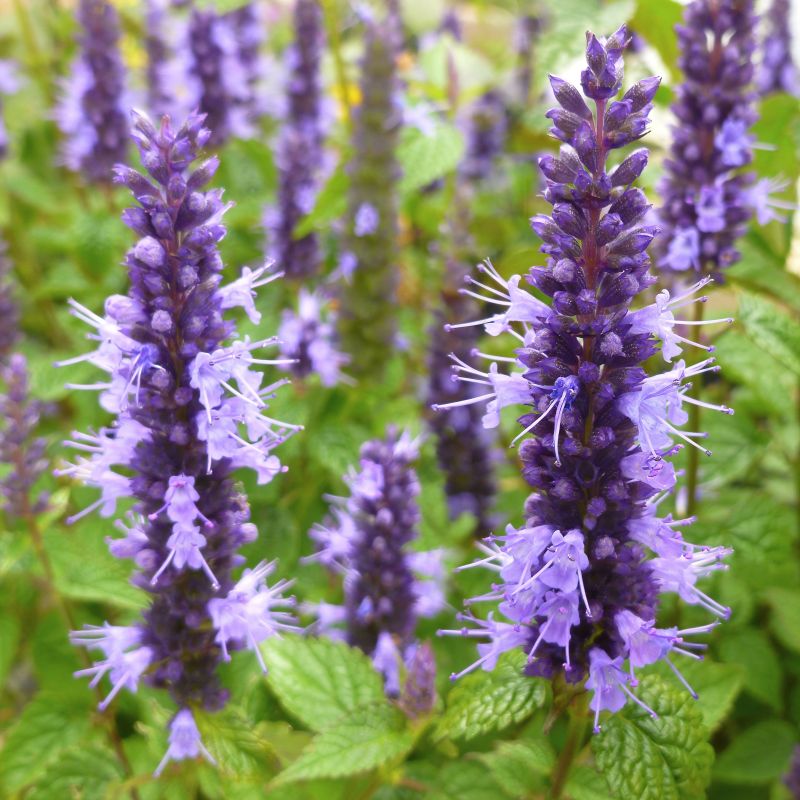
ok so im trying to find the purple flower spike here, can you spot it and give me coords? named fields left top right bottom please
left=338, top=17, right=402, bottom=378
left=758, top=0, right=799, bottom=97
left=657, top=0, right=762, bottom=280
left=308, top=429, right=445, bottom=695
left=60, top=112, right=299, bottom=765
left=268, top=0, right=326, bottom=279
left=54, top=0, right=130, bottom=182
left=437, top=29, right=733, bottom=731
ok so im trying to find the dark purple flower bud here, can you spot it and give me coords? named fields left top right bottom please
left=622, top=76, right=661, bottom=111
left=758, top=0, right=798, bottom=96
left=549, top=75, right=593, bottom=119
left=609, top=149, right=648, bottom=186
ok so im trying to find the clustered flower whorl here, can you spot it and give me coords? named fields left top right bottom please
left=438, top=27, right=734, bottom=732
left=656, top=0, right=773, bottom=279
left=426, top=258, right=497, bottom=535
left=278, top=288, right=349, bottom=386
left=55, top=0, right=129, bottom=181
left=459, top=90, right=509, bottom=182
left=269, top=0, right=326, bottom=279
left=309, top=429, right=446, bottom=694
left=186, top=10, right=252, bottom=147
left=338, top=18, right=402, bottom=378
left=61, top=112, right=300, bottom=773
left=758, top=0, right=799, bottom=96
left=0, top=355, right=51, bottom=522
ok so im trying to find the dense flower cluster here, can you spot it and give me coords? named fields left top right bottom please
left=437, top=27, right=733, bottom=730
left=338, top=18, right=402, bottom=378
left=186, top=10, right=253, bottom=147
left=144, top=0, right=185, bottom=120
left=308, top=429, right=446, bottom=694
left=278, top=289, right=349, bottom=386
left=61, top=112, right=300, bottom=772
left=0, top=355, right=51, bottom=522
left=459, top=91, right=509, bottom=183
left=758, top=0, right=798, bottom=96
left=0, top=60, right=20, bottom=160
left=657, top=0, right=787, bottom=279
left=426, top=257, right=497, bottom=534
left=55, top=0, right=129, bottom=181
left=268, top=0, right=326, bottom=279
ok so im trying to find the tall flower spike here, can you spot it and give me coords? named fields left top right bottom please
left=308, top=429, right=445, bottom=695
left=64, top=112, right=299, bottom=768
left=186, top=10, right=252, bottom=147
left=54, top=0, right=129, bottom=181
left=657, top=0, right=764, bottom=280
left=338, top=17, right=402, bottom=379
left=267, top=0, right=326, bottom=279
left=0, top=60, right=21, bottom=160
left=758, top=0, right=799, bottom=96
left=426, top=257, right=497, bottom=535
left=437, top=28, right=732, bottom=730
left=459, top=90, right=508, bottom=182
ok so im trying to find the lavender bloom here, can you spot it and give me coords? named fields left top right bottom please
left=144, top=0, right=190, bottom=120
left=0, top=355, right=51, bottom=521
left=186, top=10, right=251, bottom=147
left=0, top=60, right=21, bottom=159
left=54, top=0, right=129, bottom=182
left=785, top=746, right=800, bottom=799
left=398, top=642, right=437, bottom=718
left=268, top=0, right=325, bottom=279
left=657, top=0, right=759, bottom=279
left=308, top=429, right=445, bottom=694
left=459, top=91, right=508, bottom=182
left=758, top=0, right=799, bottom=96
left=62, top=112, right=300, bottom=769
left=426, top=259, right=497, bottom=534
left=228, top=3, right=265, bottom=120
left=437, top=28, right=733, bottom=730
left=278, top=289, right=350, bottom=386
left=338, top=18, right=402, bottom=378
left=154, top=708, right=216, bottom=776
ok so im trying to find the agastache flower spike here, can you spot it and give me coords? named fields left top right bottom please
left=268, top=0, right=326, bottom=278
left=338, top=16, right=402, bottom=378
left=758, top=0, right=799, bottom=97
left=308, top=429, right=445, bottom=695
left=54, top=0, right=130, bottom=182
left=437, top=28, right=732, bottom=728
left=656, top=0, right=789, bottom=280
left=62, top=112, right=298, bottom=771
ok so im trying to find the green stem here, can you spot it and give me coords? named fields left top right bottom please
left=548, top=695, right=589, bottom=800
left=321, top=0, right=353, bottom=134
left=12, top=0, right=54, bottom=104
left=685, top=298, right=705, bottom=516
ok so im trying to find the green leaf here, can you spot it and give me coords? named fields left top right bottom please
left=631, top=0, right=683, bottom=78
left=0, top=691, right=92, bottom=794
left=719, top=629, right=783, bottom=712
left=713, top=720, right=797, bottom=785
left=44, top=519, right=146, bottom=609
left=196, top=706, right=280, bottom=779
left=477, top=738, right=554, bottom=796
left=565, top=766, right=614, bottom=800
left=425, top=760, right=511, bottom=800
left=763, top=588, right=800, bottom=653
left=738, top=293, right=800, bottom=377
left=262, top=636, right=386, bottom=732
left=592, top=675, right=714, bottom=800
left=294, top=166, right=349, bottom=238
left=434, top=651, right=549, bottom=742
left=653, top=659, right=744, bottom=733
left=273, top=705, right=414, bottom=785
left=26, top=744, right=123, bottom=800
left=0, top=612, right=21, bottom=687
left=398, top=124, right=465, bottom=195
